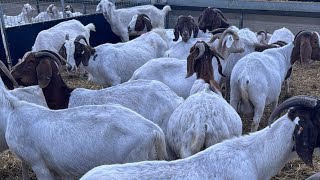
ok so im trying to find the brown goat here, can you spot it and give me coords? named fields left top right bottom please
left=134, top=14, right=152, bottom=32
left=11, top=50, right=73, bottom=109
left=173, top=15, right=199, bottom=42
left=198, top=7, right=230, bottom=33
left=186, top=41, right=225, bottom=95
left=291, top=30, right=320, bottom=66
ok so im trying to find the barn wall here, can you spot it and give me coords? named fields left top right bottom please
left=0, top=13, right=121, bottom=66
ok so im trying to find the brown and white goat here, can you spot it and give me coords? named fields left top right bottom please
left=186, top=41, right=225, bottom=96
left=173, top=15, right=199, bottom=42
left=128, top=14, right=152, bottom=33
left=198, top=7, right=230, bottom=33
left=11, top=50, right=72, bottom=109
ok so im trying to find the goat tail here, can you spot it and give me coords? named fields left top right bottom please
left=162, top=5, right=172, bottom=15
left=85, top=23, right=96, bottom=32
left=239, top=76, right=250, bottom=107
left=153, top=130, right=168, bottom=160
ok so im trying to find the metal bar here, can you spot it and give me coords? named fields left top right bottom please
left=36, top=0, right=41, bottom=14
left=0, top=4, right=12, bottom=70
left=239, top=12, right=243, bottom=29
left=60, top=0, right=66, bottom=18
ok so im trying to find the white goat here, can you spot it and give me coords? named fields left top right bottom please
left=268, top=27, right=294, bottom=45
left=66, top=29, right=169, bottom=87
left=256, top=29, right=272, bottom=45
left=32, top=19, right=95, bottom=53
left=32, top=4, right=62, bottom=23
left=230, top=31, right=320, bottom=132
left=10, top=86, right=47, bottom=108
left=0, top=73, right=168, bottom=179
left=80, top=110, right=313, bottom=180
left=166, top=79, right=242, bottom=158
left=96, top=0, right=171, bottom=42
left=4, top=3, right=35, bottom=27
left=130, top=58, right=195, bottom=99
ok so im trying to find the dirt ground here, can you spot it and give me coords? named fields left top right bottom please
left=1, top=61, right=320, bottom=179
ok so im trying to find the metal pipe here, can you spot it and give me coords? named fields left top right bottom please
left=0, top=4, right=12, bottom=70
left=60, top=0, right=66, bottom=18
left=36, top=0, right=41, bottom=14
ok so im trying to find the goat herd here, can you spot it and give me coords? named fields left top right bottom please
left=1, top=0, right=320, bottom=179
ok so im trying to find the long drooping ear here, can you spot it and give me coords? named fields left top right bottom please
left=210, top=14, right=221, bottom=30
left=192, top=21, right=199, bottom=38
left=75, top=42, right=95, bottom=67
left=143, top=16, right=152, bottom=32
left=186, top=46, right=198, bottom=78
left=58, top=43, right=67, bottom=60
left=173, top=21, right=180, bottom=41
left=291, top=31, right=313, bottom=65
left=82, top=46, right=95, bottom=66
left=36, top=59, right=52, bottom=88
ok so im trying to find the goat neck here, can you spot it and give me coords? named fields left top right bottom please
left=42, top=72, right=74, bottom=110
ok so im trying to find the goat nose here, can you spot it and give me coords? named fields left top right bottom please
left=128, top=26, right=131, bottom=32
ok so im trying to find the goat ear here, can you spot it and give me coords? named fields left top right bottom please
left=58, top=43, right=67, bottom=60
left=173, top=23, right=180, bottom=41
left=223, top=34, right=234, bottom=48
left=143, top=17, right=152, bottom=32
left=211, top=15, right=221, bottom=30
left=36, top=59, right=52, bottom=88
left=186, top=47, right=198, bottom=78
left=193, top=22, right=199, bottom=38
left=300, top=37, right=312, bottom=64
left=81, top=46, right=95, bottom=66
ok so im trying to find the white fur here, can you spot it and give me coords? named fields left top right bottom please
left=129, top=58, right=195, bottom=99
left=4, top=3, right=35, bottom=27
left=0, top=78, right=168, bottom=179
left=230, top=42, right=295, bottom=132
left=72, top=29, right=168, bottom=87
left=96, top=0, right=171, bottom=42
left=268, top=27, right=294, bottom=45
left=166, top=79, right=242, bottom=158
left=80, top=114, right=298, bottom=180
left=32, top=19, right=95, bottom=53
left=10, top=85, right=47, bottom=108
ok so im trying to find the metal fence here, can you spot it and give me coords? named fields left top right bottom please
left=0, top=0, right=155, bottom=27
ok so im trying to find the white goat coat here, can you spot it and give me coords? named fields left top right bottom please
left=230, top=43, right=294, bottom=131
left=166, top=80, right=242, bottom=158
left=83, top=30, right=168, bottom=86
left=97, top=0, right=170, bottom=42
left=268, top=27, right=294, bottom=45
left=80, top=114, right=298, bottom=180
left=32, top=19, right=95, bottom=53
left=10, top=86, right=47, bottom=108
left=68, top=80, right=183, bottom=133
left=3, top=90, right=167, bottom=179
left=130, top=58, right=196, bottom=99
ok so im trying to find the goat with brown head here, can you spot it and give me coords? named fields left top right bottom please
left=186, top=41, right=225, bottom=95
left=198, top=7, right=230, bottom=33
left=173, top=15, right=199, bottom=42
left=11, top=50, right=72, bottom=109
left=291, top=30, right=320, bottom=66
left=268, top=95, right=320, bottom=168
left=128, top=14, right=152, bottom=33
left=65, top=5, right=74, bottom=13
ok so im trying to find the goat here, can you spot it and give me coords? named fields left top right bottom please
left=96, top=0, right=171, bottom=42
left=32, top=19, right=95, bottom=53
left=256, top=29, right=272, bottom=45
left=0, top=61, right=168, bottom=179
left=198, top=7, right=230, bottom=33
left=11, top=50, right=183, bottom=159
left=172, top=15, right=199, bottom=42
left=230, top=30, right=320, bottom=132
left=4, top=3, right=35, bottom=27
left=166, top=77, right=242, bottom=158
left=32, top=4, right=62, bottom=23
left=131, top=41, right=225, bottom=99
left=127, top=14, right=153, bottom=34
left=80, top=95, right=319, bottom=180
left=64, top=5, right=83, bottom=18
left=63, top=29, right=169, bottom=87
left=268, top=27, right=294, bottom=45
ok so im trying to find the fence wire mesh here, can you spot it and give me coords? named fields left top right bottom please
left=0, top=0, right=156, bottom=27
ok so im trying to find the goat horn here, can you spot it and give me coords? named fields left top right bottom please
left=268, top=95, right=319, bottom=127
left=35, top=51, right=64, bottom=74
left=75, top=35, right=89, bottom=45
left=208, top=33, right=221, bottom=43
left=0, top=60, right=19, bottom=88
left=208, top=28, right=227, bottom=35
left=272, top=40, right=287, bottom=47
left=256, top=29, right=268, bottom=40
left=195, top=42, right=206, bottom=60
